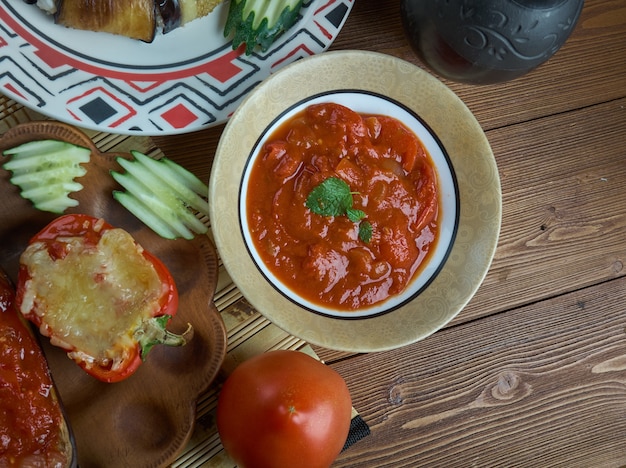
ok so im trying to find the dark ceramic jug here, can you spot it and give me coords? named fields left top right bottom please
left=401, top=0, right=584, bottom=84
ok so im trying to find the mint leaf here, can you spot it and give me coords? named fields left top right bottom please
left=306, top=176, right=373, bottom=243
left=358, top=221, right=373, bottom=243
left=346, top=207, right=366, bottom=222
left=306, top=177, right=353, bottom=216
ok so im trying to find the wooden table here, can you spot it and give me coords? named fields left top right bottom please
left=2, top=0, right=625, bottom=466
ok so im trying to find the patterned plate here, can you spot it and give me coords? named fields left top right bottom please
left=0, top=0, right=353, bottom=135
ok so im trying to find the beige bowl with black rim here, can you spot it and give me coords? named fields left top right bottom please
left=210, top=50, right=501, bottom=352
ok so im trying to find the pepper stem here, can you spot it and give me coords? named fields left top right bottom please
left=135, top=315, right=192, bottom=360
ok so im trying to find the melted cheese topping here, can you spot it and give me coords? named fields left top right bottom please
left=19, top=228, right=164, bottom=366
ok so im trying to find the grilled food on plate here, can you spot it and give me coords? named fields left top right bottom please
left=24, top=0, right=305, bottom=53
left=24, top=0, right=224, bottom=42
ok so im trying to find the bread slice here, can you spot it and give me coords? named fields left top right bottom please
left=178, top=0, right=224, bottom=26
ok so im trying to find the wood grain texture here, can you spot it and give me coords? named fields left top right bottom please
left=457, top=98, right=626, bottom=325
left=331, top=275, right=626, bottom=467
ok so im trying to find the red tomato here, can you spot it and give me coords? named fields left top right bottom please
left=216, top=350, right=352, bottom=468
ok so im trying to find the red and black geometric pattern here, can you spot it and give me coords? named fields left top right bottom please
left=0, top=0, right=353, bottom=135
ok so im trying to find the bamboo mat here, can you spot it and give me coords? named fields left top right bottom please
left=0, top=96, right=369, bottom=467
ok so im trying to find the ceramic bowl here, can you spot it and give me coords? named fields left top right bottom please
left=210, top=50, right=501, bottom=352
left=239, top=90, right=458, bottom=318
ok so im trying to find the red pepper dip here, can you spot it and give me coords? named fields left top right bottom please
left=246, top=102, right=440, bottom=311
left=0, top=272, right=71, bottom=467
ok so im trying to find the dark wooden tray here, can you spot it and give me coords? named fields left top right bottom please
left=0, top=121, right=227, bottom=468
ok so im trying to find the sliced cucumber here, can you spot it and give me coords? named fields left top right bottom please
left=162, top=158, right=208, bottom=194
left=111, top=151, right=210, bottom=240
left=2, top=139, right=91, bottom=213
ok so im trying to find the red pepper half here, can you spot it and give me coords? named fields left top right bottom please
left=15, top=214, right=187, bottom=383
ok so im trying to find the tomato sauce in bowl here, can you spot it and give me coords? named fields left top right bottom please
left=242, top=95, right=458, bottom=317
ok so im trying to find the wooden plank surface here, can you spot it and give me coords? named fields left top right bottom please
left=313, top=2, right=626, bottom=464
left=456, top=97, right=626, bottom=325
left=330, top=274, right=626, bottom=466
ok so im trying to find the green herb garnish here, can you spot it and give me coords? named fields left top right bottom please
left=346, top=207, right=366, bottom=223
left=305, top=177, right=372, bottom=242
left=358, top=220, right=373, bottom=243
left=306, top=177, right=354, bottom=216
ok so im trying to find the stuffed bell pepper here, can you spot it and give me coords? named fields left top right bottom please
left=15, top=214, right=189, bottom=383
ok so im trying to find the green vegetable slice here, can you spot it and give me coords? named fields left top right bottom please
left=225, top=0, right=304, bottom=54
left=358, top=221, right=373, bottom=243
left=2, top=139, right=91, bottom=213
left=111, top=151, right=210, bottom=240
